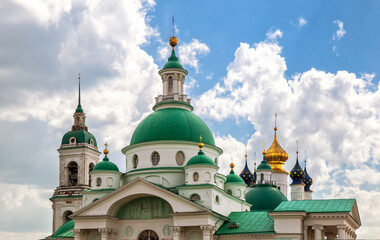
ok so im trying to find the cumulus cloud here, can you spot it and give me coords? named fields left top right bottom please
left=178, top=39, right=210, bottom=72
left=333, top=20, right=346, bottom=40
left=298, top=16, right=307, bottom=27
left=266, top=29, right=283, bottom=41
left=194, top=39, right=380, bottom=238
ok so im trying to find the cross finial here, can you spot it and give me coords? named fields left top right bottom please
left=296, top=140, right=299, bottom=159
left=275, top=113, right=277, bottom=128
left=200, top=135, right=202, bottom=142
left=172, top=16, right=175, bottom=36
left=104, top=142, right=108, bottom=149
left=304, top=149, right=307, bottom=165
left=245, top=143, right=248, bottom=159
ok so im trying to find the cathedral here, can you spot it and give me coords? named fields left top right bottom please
left=45, top=35, right=361, bottom=240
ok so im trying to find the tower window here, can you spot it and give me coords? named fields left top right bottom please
left=215, top=157, right=218, bottom=165
left=89, top=163, right=94, bottom=186
left=261, top=173, right=264, bottom=183
left=193, top=172, right=199, bottom=182
left=190, top=194, right=201, bottom=201
left=227, top=189, right=232, bottom=195
left=69, top=137, right=76, bottom=144
left=151, top=152, right=160, bottom=166
left=133, top=154, right=139, bottom=168
left=96, top=177, right=102, bottom=187
left=90, top=139, right=94, bottom=145
left=176, top=151, right=185, bottom=165
left=67, top=162, right=78, bottom=186
left=62, top=210, right=73, bottom=224
left=168, top=76, right=173, bottom=95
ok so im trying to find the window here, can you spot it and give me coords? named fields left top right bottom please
left=215, top=157, right=218, bottom=165
left=261, top=173, right=264, bottom=182
left=227, top=189, right=232, bottom=195
left=215, top=195, right=220, bottom=203
left=193, top=172, right=199, bottom=182
left=151, top=152, right=160, bottom=166
left=90, top=139, right=94, bottom=145
left=89, top=163, right=94, bottom=186
left=69, top=137, right=76, bottom=144
left=176, top=151, right=185, bottom=165
left=67, top=162, right=78, bottom=186
left=96, top=177, right=102, bottom=187
left=138, top=230, right=159, bottom=240
left=62, top=210, right=73, bottom=224
left=228, top=222, right=239, bottom=229
left=168, top=76, right=173, bottom=95
left=190, top=194, right=201, bottom=201
left=133, top=154, right=139, bottom=168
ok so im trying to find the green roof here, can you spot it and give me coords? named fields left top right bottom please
left=215, top=211, right=274, bottom=235
left=93, top=156, right=119, bottom=172
left=245, top=184, right=288, bottom=211
left=273, top=199, right=356, bottom=213
left=52, top=220, right=74, bottom=239
left=130, top=108, right=215, bottom=146
left=163, top=50, right=184, bottom=69
left=61, top=130, right=97, bottom=147
left=186, top=150, right=216, bottom=166
left=225, top=170, right=245, bottom=184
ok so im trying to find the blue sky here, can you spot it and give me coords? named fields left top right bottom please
left=0, top=0, right=379, bottom=239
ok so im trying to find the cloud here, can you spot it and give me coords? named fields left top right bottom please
left=266, top=29, right=283, bottom=41
left=178, top=39, right=210, bottom=73
left=194, top=39, right=380, bottom=238
left=298, top=16, right=307, bottom=27
left=333, top=20, right=346, bottom=40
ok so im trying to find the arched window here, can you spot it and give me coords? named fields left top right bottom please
left=168, top=76, right=173, bottom=95
left=96, top=177, right=102, bottom=187
left=151, top=152, right=160, bottom=166
left=138, top=230, right=159, bottom=240
left=215, top=157, right=218, bottom=165
left=89, top=163, right=94, bottom=186
left=193, top=172, right=199, bottom=182
left=215, top=195, right=220, bottom=203
left=62, top=210, right=73, bottom=224
left=227, top=189, right=232, bottom=195
left=90, top=139, right=94, bottom=145
left=190, top=194, right=201, bottom=201
left=176, top=151, right=185, bottom=165
left=261, top=173, right=264, bottom=183
left=67, top=162, right=78, bottom=186
left=133, top=154, right=139, bottom=168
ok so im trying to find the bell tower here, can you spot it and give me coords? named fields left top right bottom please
left=50, top=75, right=101, bottom=233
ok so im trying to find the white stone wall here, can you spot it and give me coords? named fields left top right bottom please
left=290, top=184, right=305, bottom=201
left=271, top=172, right=288, bottom=198
left=184, top=165, right=218, bottom=186
left=224, top=183, right=246, bottom=200
left=124, top=169, right=185, bottom=188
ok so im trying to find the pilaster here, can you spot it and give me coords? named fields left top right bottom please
left=200, top=225, right=214, bottom=240
left=171, top=226, right=183, bottom=240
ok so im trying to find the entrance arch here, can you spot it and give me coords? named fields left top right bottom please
left=138, top=229, right=159, bottom=240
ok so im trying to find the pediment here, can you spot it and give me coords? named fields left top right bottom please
left=72, top=177, right=209, bottom=218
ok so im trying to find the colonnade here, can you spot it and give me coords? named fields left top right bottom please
left=304, top=225, right=357, bottom=240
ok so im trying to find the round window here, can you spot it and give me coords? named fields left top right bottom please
left=96, top=177, right=102, bottom=187
left=176, top=151, right=185, bottom=165
left=133, top=154, right=139, bottom=168
left=151, top=152, right=160, bottom=166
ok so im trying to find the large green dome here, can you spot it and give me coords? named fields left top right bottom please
left=130, top=108, right=215, bottom=146
left=245, top=184, right=288, bottom=211
left=61, top=130, right=97, bottom=147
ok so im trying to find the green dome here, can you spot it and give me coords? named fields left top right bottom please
left=52, top=220, right=74, bottom=238
left=257, top=155, right=272, bottom=171
left=187, top=150, right=216, bottom=166
left=245, top=184, right=288, bottom=211
left=61, top=130, right=97, bottom=147
left=93, top=156, right=119, bottom=172
left=163, top=50, right=184, bottom=69
left=130, top=108, right=215, bottom=146
left=226, top=170, right=245, bottom=184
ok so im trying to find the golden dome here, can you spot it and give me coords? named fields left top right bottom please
left=266, top=127, right=289, bottom=174
left=169, top=36, right=178, bottom=49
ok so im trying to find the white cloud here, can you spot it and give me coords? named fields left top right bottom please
left=298, top=16, right=307, bottom=27
left=333, top=20, right=346, bottom=40
left=178, top=39, right=210, bottom=73
left=266, top=29, right=283, bottom=41
left=195, top=39, right=380, bottom=238
left=206, top=73, right=213, bottom=80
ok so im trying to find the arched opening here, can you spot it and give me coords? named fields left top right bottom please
left=96, top=177, right=102, bottom=187
left=89, top=163, right=94, bottom=186
left=176, top=151, right=185, bottom=165
left=67, top=162, right=78, bottom=186
left=190, top=194, right=201, bottom=201
left=138, top=229, right=159, bottom=240
left=62, top=210, right=73, bottom=224
left=133, top=154, right=139, bottom=168
left=215, top=195, right=220, bottom=203
left=193, top=172, right=199, bottom=182
left=260, top=173, right=264, bottom=183
left=168, top=76, right=173, bottom=95
left=151, top=152, right=160, bottom=166
left=227, top=189, right=232, bottom=195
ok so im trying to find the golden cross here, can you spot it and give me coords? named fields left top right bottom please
left=275, top=113, right=277, bottom=128
left=104, top=142, right=108, bottom=149
left=172, top=16, right=175, bottom=36
left=78, top=73, right=81, bottom=81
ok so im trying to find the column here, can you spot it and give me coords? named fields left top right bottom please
left=171, top=226, right=183, bottom=240
left=337, top=225, right=346, bottom=239
left=200, top=225, right=214, bottom=240
left=98, top=228, right=112, bottom=240
left=303, top=226, right=308, bottom=240
left=312, top=225, right=323, bottom=240
left=73, top=229, right=81, bottom=240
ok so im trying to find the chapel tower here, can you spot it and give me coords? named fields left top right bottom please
left=50, top=75, right=101, bottom=233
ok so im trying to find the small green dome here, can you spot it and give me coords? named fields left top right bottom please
left=130, top=108, right=215, bottom=146
left=93, top=156, right=119, bottom=172
left=52, top=220, right=74, bottom=238
left=187, top=150, right=216, bottom=166
left=61, top=130, right=97, bottom=147
left=163, top=50, right=184, bottom=69
left=225, top=169, right=245, bottom=184
left=257, top=155, right=272, bottom=171
left=245, top=184, right=288, bottom=211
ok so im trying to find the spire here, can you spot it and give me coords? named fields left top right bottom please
left=239, top=144, right=254, bottom=186
left=103, top=142, right=109, bottom=161
left=75, top=73, right=84, bottom=113
left=163, top=18, right=183, bottom=70
left=290, top=140, right=305, bottom=185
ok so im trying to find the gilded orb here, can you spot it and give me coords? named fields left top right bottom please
left=198, top=142, right=204, bottom=149
left=230, top=162, right=235, bottom=169
left=169, top=36, right=178, bottom=48
left=103, top=149, right=109, bottom=155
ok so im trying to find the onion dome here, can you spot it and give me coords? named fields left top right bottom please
left=61, top=130, right=97, bottom=146
left=303, top=160, right=313, bottom=191
left=239, top=145, right=254, bottom=186
left=257, top=150, right=272, bottom=171
left=227, top=163, right=245, bottom=184
left=163, top=36, right=184, bottom=69
left=245, top=184, right=288, bottom=211
left=290, top=150, right=305, bottom=185
left=93, top=145, right=119, bottom=172
left=186, top=140, right=216, bottom=166
left=266, top=117, right=289, bottom=173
